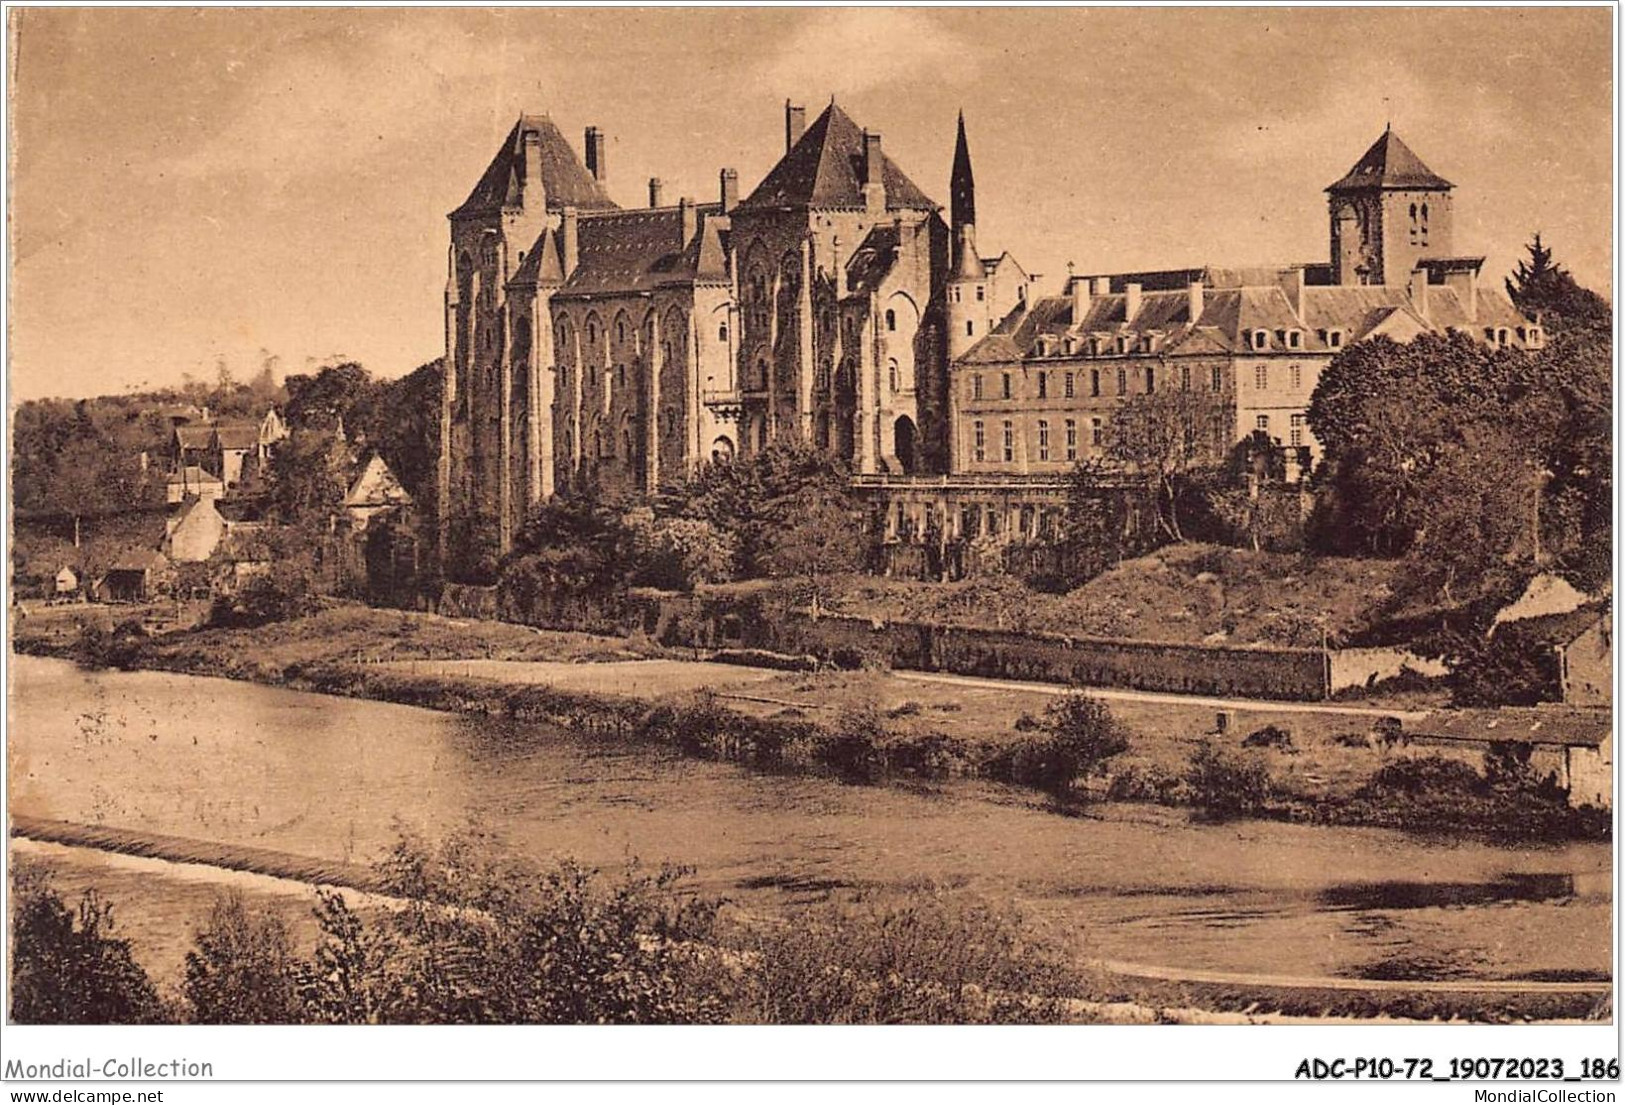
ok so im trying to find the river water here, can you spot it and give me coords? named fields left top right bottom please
left=7, top=656, right=1611, bottom=984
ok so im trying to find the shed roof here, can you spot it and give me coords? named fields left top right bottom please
left=1412, top=706, right=1610, bottom=748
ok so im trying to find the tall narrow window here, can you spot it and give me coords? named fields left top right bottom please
left=1065, top=419, right=1078, bottom=461
left=1289, top=363, right=1302, bottom=389
left=1001, top=373, right=1012, bottom=399
left=972, top=374, right=983, bottom=400
left=966, top=320, right=975, bottom=337
left=1256, top=414, right=1271, bottom=434
left=1090, top=417, right=1103, bottom=448
left=973, top=420, right=986, bottom=462
left=1002, top=421, right=1015, bottom=463
left=1064, top=372, right=1075, bottom=399
left=1289, top=413, right=1304, bottom=447
left=1180, top=364, right=1191, bottom=391
left=1116, top=367, right=1127, bottom=395
left=718, top=322, right=728, bottom=343
left=1145, top=366, right=1156, bottom=393
left=1255, top=364, right=1268, bottom=390
left=1090, top=369, right=1101, bottom=397
left=1211, top=364, right=1223, bottom=390
left=886, top=309, right=897, bottom=332
left=1038, top=372, right=1048, bottom=399
left=1037, top=419, right=1050, bottom=461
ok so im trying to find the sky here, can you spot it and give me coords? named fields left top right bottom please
left=8, top=6, right=1614, bottom=401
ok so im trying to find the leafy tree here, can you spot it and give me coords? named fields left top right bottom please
left=661, top=440, right=854, bottom=578
left=184, top=894, right=303, bottom=1023
left=758, top=481, right=866, bottom=614
left=1010, top=691, right=1133, bottom=798
left=9, top=866, right=166, bottom=1024
left=1103, top=389, right=1222, bottom=541
left=283, top=362, right=378, bottom=434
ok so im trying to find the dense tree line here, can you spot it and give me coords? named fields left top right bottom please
left=1308, top=236, right=1611, bottom=608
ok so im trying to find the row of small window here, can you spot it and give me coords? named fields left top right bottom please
left=1490, top=325, right=1543, bottom=347
left=1255, top=413, right=1308, bottom=447
left=971, top=418, right=1097, bottom=464
left=971, top=364, right=1224, bottom=401
left=1028, top=328, right=1344, bottom=357
left=948, top=285, right=987, bottom=304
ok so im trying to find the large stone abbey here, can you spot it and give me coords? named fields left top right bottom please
left=438, top=102, right=1539, bottom=574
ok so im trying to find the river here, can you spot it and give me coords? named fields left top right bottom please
left=7, top=656, right=1611, bottom=986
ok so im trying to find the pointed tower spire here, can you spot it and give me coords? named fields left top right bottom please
left=951, top=109, right=976, bottom=231
left=949, top=109, right=984, bottom=281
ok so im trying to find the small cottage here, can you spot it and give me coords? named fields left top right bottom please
left=53, top=565, right=80, bottom=597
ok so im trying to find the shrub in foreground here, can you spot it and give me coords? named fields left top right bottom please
left=1186, top=740, right=1275, bottom=820
left=1000, top=692, right=1133, bottom=798
left=9, top=865, right=166, bottom=1024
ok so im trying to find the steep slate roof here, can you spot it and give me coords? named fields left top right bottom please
left=452, top=115, right=617, bottom=219
left=737, top=102, right=937, bottom=212
left=1327, top=129, right=1453, bottom=192
left=534, top=204, right=726, bottom=297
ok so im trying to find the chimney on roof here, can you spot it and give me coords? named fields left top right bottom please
left=1408, top=265, right=1430, bottom=322
left=1443, top=265, right=1479, bottom=322
left=719, top=168, right=738, bottom=213
left=585, top=126, right=606, bottom=183
left=1278, top=267, right=1306, bottom=319
left=1125, top=282, right=1142, bottom=323
left=861, top=131, right=886, bottom=215
left=522, top=130, right=545, bottom=211
left=561, top=206, right=579, bottom=275
left=648, top=178, right=665, bottom=208
left=1071, top=274, right=1090, bottom=323
left=1188, top=280, right=1205, bottom=324
left=785, top=101, right=806, bottom=153
left=679, top=197, right=697, bottom=245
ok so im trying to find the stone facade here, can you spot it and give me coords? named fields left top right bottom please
left=437, top=108, right=1545, bottom=577
left=439, top=102, right=964, bottom=576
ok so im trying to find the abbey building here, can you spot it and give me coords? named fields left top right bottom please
left=438, top=103, right=1539, bottom=573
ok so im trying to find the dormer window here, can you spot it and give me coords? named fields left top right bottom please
left=1286, top=329, right=1303, bottom=350
left=1089, top=337, right=1103, bottom=357
left=1115, top=335, right=1131, bottom=355
left=1497, top=328, right=1510, bottom=347
left=1251, top=329, right=1270, bottom=350
left=1326, top=329, right=1344, bottom=350
left=1527, top=326, right=1544, bottom=348
left=1140, top=334, right=1157, bottom=353
left=1063, top=337, right=1078, bottom=355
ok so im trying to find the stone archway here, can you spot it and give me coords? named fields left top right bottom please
left=894, top=415, right=917, bottom=474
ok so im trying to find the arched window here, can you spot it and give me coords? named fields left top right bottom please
left=886, top=309, right=897, bottom=332
left=888, top=360, right=898, bottom=393
left=718, top=322, right=728, bottom=343
left=587, top=321, right=598, bottom=344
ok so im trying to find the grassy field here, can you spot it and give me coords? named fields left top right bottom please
left=813, top=543, right=1409, bottom=648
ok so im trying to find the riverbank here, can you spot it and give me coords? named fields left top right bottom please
left=16, top=606, right=1608, bottom=841
left=13, top=827, right=1606, bottom=1024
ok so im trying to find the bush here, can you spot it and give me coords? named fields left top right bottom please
left=9, top=865, right=166, bottom=1024
left=817, top=701, right=887, bottom=782
left=726, top=891, right=1079, bottom=1024
left=1361, top=755, right=1485, bottom=797
left=209, top=572, right=320, bottom=629
left=1186, top=740, right=1274, bottom=820
left=183, top=893, right=303, bottom=1024
left=1241, top=724, right=1295, bottom=751
left=1006, top=693, right=1132, bottom=798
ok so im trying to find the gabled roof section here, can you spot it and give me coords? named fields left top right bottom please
left=452, top=115, right=617, bottom=220
left=553, top=204, right=726, bottom=296
left=174, top=425, right=214, bottom=450
left=737, top=102, right=937, bottom=212
left=212, top=423, right=259, bottom=450
left=1327, top=129, right=1453, bottom=193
